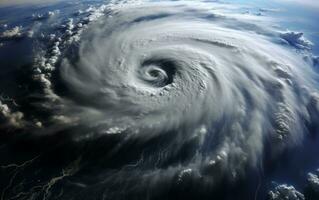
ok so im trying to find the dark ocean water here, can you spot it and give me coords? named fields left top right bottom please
left=0, top=1, right=319, bottom=200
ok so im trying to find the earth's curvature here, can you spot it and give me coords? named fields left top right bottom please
left=0, top=0, right=319, bottom=200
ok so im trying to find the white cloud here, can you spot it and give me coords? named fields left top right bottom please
left=280, top=31, right=313, bottom=50
left=55, top=3, right=319, bottom=179
left=0, top=100, right=24, bottom=128
left=269, top=184, right=305, bottom=200
left=307, top=170, right=319, bottom=193
left=1, top=26, right=23, bottom=39
left=32, top=10, right=60, bottom=20
left=7, top=1, right=319, bottom=195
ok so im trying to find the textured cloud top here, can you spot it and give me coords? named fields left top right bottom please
left=0, top=0, right=319, bottom=199
left=32, top=0, right=319, bottom=186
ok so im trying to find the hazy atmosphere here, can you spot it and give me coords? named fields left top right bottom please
left=0, top=0, right=319, bottom=200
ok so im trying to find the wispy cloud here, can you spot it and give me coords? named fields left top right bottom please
left=275, top=0, right=319, bottom=8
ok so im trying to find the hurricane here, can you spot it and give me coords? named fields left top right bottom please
left=1, top=1, right=319, bottom=200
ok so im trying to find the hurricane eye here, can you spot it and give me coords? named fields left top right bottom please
left=139, top=58, right=177, bottom=87
left=149, top=70, right=160, bottom=77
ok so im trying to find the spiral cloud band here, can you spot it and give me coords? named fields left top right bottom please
left=29, top=1, right=316, bottom=192
left=2, top=0, right=319, bottom=199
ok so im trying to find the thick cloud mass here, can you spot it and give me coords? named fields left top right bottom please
left=269, top=184, right=305, bottom=200
left=47, top=0, right=319, bottom=185
left=1, top=1, right=319, bottom=199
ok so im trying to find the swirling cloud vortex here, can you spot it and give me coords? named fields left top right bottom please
left=53, top=1, right=319, bottom=186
